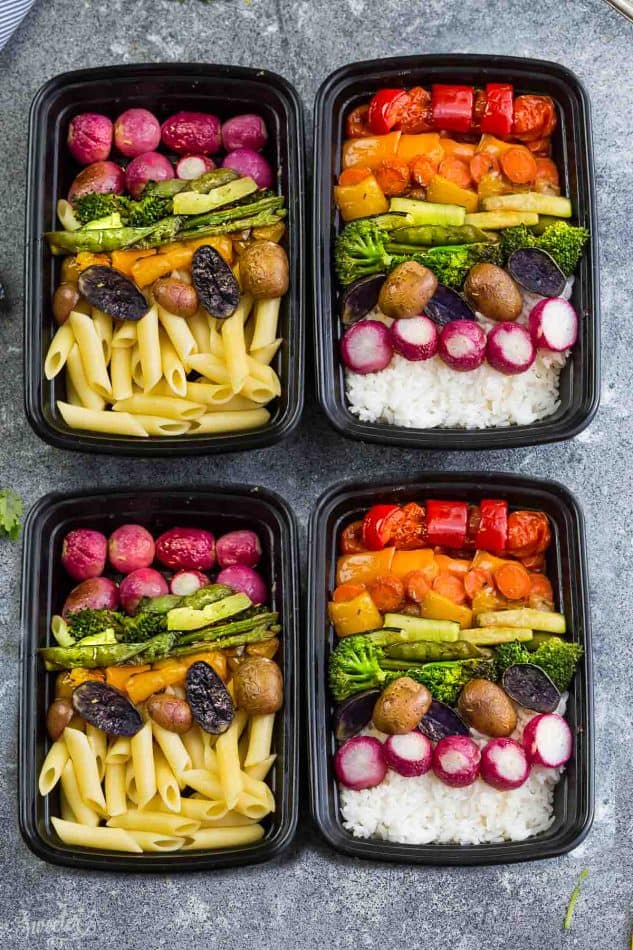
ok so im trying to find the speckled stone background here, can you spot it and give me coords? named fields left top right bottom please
left=1, top=0, right=631, bottom=947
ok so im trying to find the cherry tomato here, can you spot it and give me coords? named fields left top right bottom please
left=345, top=105, right=372, bottom=139
left=340, top=520, right=366, bottom=554
left=506, top=511, right=551, bottom=558
left=398, top=86, right=433, bottom=133
left=512, top=95, right=557, bottom=142
left=367, top=89, right=410, bottom=135
left=362, top=504, right=404, bottom=550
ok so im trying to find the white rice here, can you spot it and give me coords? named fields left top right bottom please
left=339, top=696, right=567, bottom=846
left=345, top=279, right=574, bottom=430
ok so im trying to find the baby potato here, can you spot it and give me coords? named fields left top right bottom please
left=378, top=261, right=438, bottom=319
left=46, top=698, right=75, bottom=740
left=463, top=264, right=523, bottom=322
left=458, top=679, right=517, bottom=737
left=239, top=241, right=289, bottom=299
left=147, top=694, right=193, bottom=734
left=372, top=676, right=432, bottom=735
left=233, top=657, right=283, bottom=715
left=152, top=277, right=199, bottom=318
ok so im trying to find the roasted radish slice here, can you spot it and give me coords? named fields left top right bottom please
left=390, top=315, right=438, bottom=361
left=432, top=735, right=481, bottom=787
left=438, top=320, right=486, bottom=372
left=334, top=736, right=387, bottom=790
left=480, top=737, right=529, bottom=790
left=340, top=320, right=393, bottom=374
left=522, top=713, right=572, bottom=768
left=528, top=298, right=578, bottom=352
left=384, top=731, right=433, bottom=777
left=486, top=323, right=536, bottom=375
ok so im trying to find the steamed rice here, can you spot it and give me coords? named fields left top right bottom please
left=339, top=697, right=567, bottom=846
left=345, top=279, right=574, bottom=430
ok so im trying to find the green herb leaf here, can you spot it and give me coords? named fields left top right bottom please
left=564, top=868, right=589, bottom=930
left=0, top=489, right=23, bottom=541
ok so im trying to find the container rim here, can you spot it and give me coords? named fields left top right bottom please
left=307, top=470, right=594, bottom=865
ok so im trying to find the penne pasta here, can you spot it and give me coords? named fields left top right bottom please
left=215, top=714, right=245, bottom=810
left=130, top=721, right=156, bottom=808
left=104, top=762, right=127, bottom=818
left=66, top=344, right=107, bottom=410
left=182, top=823, right=265, bottom=850
left=112, top=320, right=138, bottom=349
left=110, top=345, right=134, bottom=402
left=181, top=727, right=206, bottom=772
left=180, top=769, right=224, bottom=802
left=234, top=792, right=273, bottom=821
left=38, top=738, right=68, bottom=795
left=126, top=415, right=191, bottom=437
left=250, top=339, right=283, bottom=366
left=136, top=305, right=162, bottom=393
left=177, top=797, right=229, bottom=822
left=65, top=375, right=82, bottom=407
left=130, top=343, right=144, bottom=389
left=125, top=830, right=185, bottom=853
left=199, top=810, right=258, bottom=828
left=241, top=771, right=276, bottom=814
left=92, top=309, right=113, bottom=365
left=159, top=327, right=187, bottom=397
left=188, top=311, right=213, bottom=354
left=59, top=759, right=100, bottom=827
left=185, top=353, right=229, bottom=384
left=112, top=394, right=205, bottom=421
left=221, top=305, right=250, bottom=393
left=63, top=727, right=107, bottom=816
left=245, top=754, right=277, bottom=782
left=190, top=408, right=270, bottom=435
left=44, top=322, right=75, bottom=379
left=52, top=817, right=142, bottom=853
left=69, top=310, right=112, bottom=399
left=125, top=759, right=138, bottom=805
left=157, top=306, right=198, bottom=361
left=244, top=714, right=276, bottom=768
left=106, top=737, right=131, bottom=766
left=250, top=297, right=281, bottom=351
left=154, top=746, right=181, bottom=813
left=151, top=720, right=192, bottom=782
left=59, top=784, right=75, bottom=823
left=86, top=723, right=107, bottom=782
left=57, top=402, right=149, bottom=437
left=246, top=356, right=282, bottom=393
left=107, top=810, right=200, bottom=837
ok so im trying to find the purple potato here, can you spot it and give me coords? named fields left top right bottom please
left=72, top=681, right=143, bottom=736
left=424, top=283, right=476, bottom=326
left=418, top=700, right=470, bottom=743
left=333, top=690, right=381, bottom=741
left=507, top=247, right=566, bottom=298
left=501, top=663, right=560, bottom=713
left=340, top=274, right=385, bottom=325
left=186, top=661, right=234, bottom=734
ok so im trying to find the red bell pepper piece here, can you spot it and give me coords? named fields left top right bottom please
left=431, top=85, right=474, bottom=134
left=367, top=88, right=409, bottom=135
left=481, top=83, right=514, bottom=138
left=425, top=500, right=468, bottom=548
left=362, top=504, right=403, bottom=550
left=475, top=499, right=508, bottom=554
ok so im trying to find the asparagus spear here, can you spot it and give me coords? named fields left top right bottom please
left=181, top=195, right=284, bottom=231
left=46, top=216, right=184, bottom=255
left=145, top=169, right=238, bottom=198
left=176, top=611, right=279, bottom=646
left=171, top=626, right=277, bottom=658
left=40, top=641, right=148, bottom=671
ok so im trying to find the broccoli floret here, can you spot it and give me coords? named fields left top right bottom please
left=73, top=193, right=127, bottom=225
left=66, top=609, right=126, bottom=641
left=334, top=219, right=393, bottom=286
left=537, top=222, right=589, bottom=276
left=494, top=638, right=583, bottom=692
left=119, top=611, right=167, bottom=643
left=387, top=658, right=496, bottom=705
left=418, top=243, right=503, bottom=290
left=500, top=225, right=536, bottom=260
left=126, top=195, right=172, bottom=228
left=328, top=636, right=388, bottom=700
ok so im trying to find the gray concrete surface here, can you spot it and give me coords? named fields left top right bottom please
left=0, top=0, right=631, bottom=947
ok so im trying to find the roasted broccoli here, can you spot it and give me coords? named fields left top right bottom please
left=328, top=636, right=388, bottom=700
left=66, top=608, right=126, bottom=641
left=72, top=191, right=171, bottom=228
left=405, top=243, right=503, bottom=291
left=119, top=611, right=167, bottom=643
left=125, top=195, right=172, bottom=227
left=72, top=193, right=128, bottom=225
left=387, top=658, right=496, bottom=705
left=501, top=221, right=589, bottom=276
left=334, top=219, right=393, bottom=286
left=494, top=638, right=583, bottom=691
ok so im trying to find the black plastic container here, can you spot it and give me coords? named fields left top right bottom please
left=307, top=473, right=593, bottom=864
left=313, top=55, right=599, bottom=449
left=19, top=486, right=299, bottom=871
left=25, top=64, right=305, bottom=455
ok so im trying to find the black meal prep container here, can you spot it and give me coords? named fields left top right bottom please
left=19, top=486, right=299, bottom=871
left=25, top=63, right=305, bottom=455
left=312, top=54, right=599, bottom=449
left=307, top=473, right=594, bottom=865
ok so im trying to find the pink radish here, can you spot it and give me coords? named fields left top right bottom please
left=522, top=713, right=572, bottom=768
left=170, top=570, right=209, bottom=596
left=335, top=736, right=387, bottom=790
left=528, top=298, right=578, bottom=352
left=486, top=323, right=536, bottom=375
left=119, top=567, right=168, bottom=615
left=438, top=320, right=486, bottom=372
left=61, top=528, right=107, bottom=581
left=432, top=735, right=481, bottom=787
left=176, top=154, right=216, bottom=180
left=480, top=738, right=529, bottom=790
left=384, top=731, right=432, bottom=777
left=390, top=316, right=438, bottom=361
left=340, top=320, right=393, bottom=374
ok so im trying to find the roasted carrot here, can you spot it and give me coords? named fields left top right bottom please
left=410, top=155, right=438, bottom=187
left=432, top=572, right=467, bottom=605
left=405, top=570, right=430, bottom=604
left=374, top=157, right=411, bottom=196
left=469, top=152, right=500, bottom=184
left=332, top=582, right=367, bottom=603
left=464, top=568, right=490, bottom=601
left=500, top=146, right=538, bottom=184
left=534, top=157, right=559, bottom=188
left=494, top=561, right=531, bottom=600
left=437, top=156, right=472, bottom=190
left=528, top=572, right=554, bottom=609
left=338, top=166, right=373, bottom=186
left=368, top=575, right=405, bottom=612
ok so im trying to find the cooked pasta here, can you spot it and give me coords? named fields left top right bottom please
left=136, top=305, right=162, bottom=393
left=66, top=344, right=107, bottom=411
left=52, top=817, right=143, bottom=853
left=69, top=310, right=112, bottom=399
left=250, top=298, right=281, bottom=351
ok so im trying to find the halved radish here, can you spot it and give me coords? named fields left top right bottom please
left=334, top=736, right=387, bottom=789
left=480, top=737, right=529, bottom=790
left=384, top=731, right=433, bottom=776
left=176, top=154, right=216, bottom=179
left=438, top=320, right=486, bottom=372
left=528, top=298, right=579, bottom=352
left=340, top=320, right=393, bottom=374
left=170, top=569, right=209, bottom=596
left=432, top=735, right=481, bottom=787
left=390, top=315, right=438, bottom=361
left=522, top=713, right=572, bottom=768
left=486, top=322, right=536, bottom=375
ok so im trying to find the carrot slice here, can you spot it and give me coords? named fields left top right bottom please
left=500, top=146, right=538, bottom=184
left=368, top=575, right=405, bottom=612
left=527, top=572, right=554, bottom=610
left=469, top=152, right=500, bottom=184
left=432, top=572, right=467, bottom=605
left=338, top=166, right=372, bottom=187
left=534, top=157, right=559, bottom=188
left=374, top=158, right=411, bottom=196
left=464, top=568, right=490, bottom=601
left=410, top=155, right=438, bottom=187
left=405, top=570, right=431, bottom=604
left=494, top=561, right=531, bottom=600
left=437, top=156, right=472, bottom=190
left=332, top=582, right=366, bottom=603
